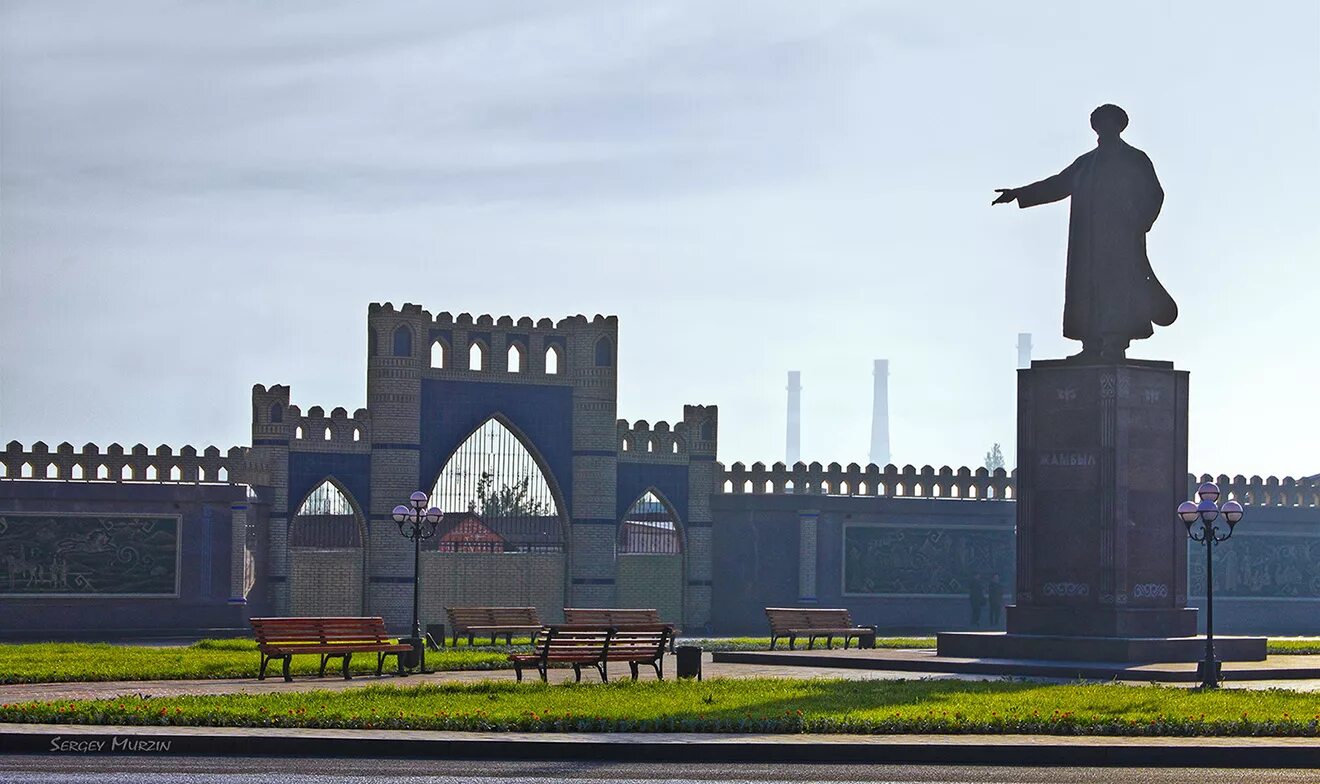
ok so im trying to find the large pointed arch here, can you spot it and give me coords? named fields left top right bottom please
left=617, top=486, right=684, bottom=555
left=289, top=476, right=367, bottom=548
left=428, top=414, right=569, bottom=552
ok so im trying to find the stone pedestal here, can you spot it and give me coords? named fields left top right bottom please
left=938, top=359, right=1265, bottom=662
left=1011, top=360, right=1194, bottom=636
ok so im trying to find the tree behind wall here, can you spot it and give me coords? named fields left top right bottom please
left=471, top=471, right=550, bottom=518
left=984, top=443, right=1005, bottom=472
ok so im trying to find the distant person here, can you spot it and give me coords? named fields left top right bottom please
left=968, top=574, right=986, bottom=627
left=988, top=573, right=1004, bottom=626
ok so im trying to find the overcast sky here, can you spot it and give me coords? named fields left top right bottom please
left=2, top=1, right=1317, bottom=478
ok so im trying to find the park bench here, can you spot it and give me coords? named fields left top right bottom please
left=445, top=606, right=543, bottom=646
left=510, top=624, right=671, bottom=683
left=562, top=607, right=679, bottom=651
left=249, top=616, right=412, bottom=682
left=764, top=607, right=871, bottom=650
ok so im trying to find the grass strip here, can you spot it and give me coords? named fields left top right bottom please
left=0, top=639, right=508, bottom=685
left=1263, top=639, right=1320, bottom=655
left=0, top=637, right=921, bottom=683
left=2, top=636, right=1313, bottom=684
left=3, top=678, right=1318, bottom=737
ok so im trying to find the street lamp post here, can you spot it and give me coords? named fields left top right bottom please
left=1177, top=482, right=1244, bottom=689
left=392, top=491, right=442, bottom=673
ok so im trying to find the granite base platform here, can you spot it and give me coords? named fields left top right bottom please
left=936, top=631, right=1267, bottom=663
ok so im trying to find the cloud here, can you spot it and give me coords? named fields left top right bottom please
left=3, top=1, right=880, bottom=211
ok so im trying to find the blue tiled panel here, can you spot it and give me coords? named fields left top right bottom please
left=287, top=452, right=372, bottom=515
left=616, top=462, right=690, bottom=523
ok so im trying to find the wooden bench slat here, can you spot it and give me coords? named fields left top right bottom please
left=265, top=644, right=410, bottom=654
left=765, top=607, right=871, bottom=651
left=249, top=616, right=411, bottom=682
left=561, top=610, right=679, bottom=652
left=508, top=624, right=671, bottom=684
left=446, top=607, right=542, bottom=645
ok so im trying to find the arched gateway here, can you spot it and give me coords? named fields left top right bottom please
left=288, top=479, right=366, bottom=616
left=616, top=488, right=685, bottom=625
left=242, top=303, right=718, bottom=631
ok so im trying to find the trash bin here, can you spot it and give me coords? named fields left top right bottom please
left=859, top=626, right=877, bottom=649
left=676, top=645, right=703, bottom=680
left=400, top=637, right=424, bottom=670
left=425, top=623, right=446, bottom=650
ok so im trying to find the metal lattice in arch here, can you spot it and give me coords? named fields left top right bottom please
left=617, top=489, right=682, bottom=555
left=430, top=417, right=566, bottom=553
left=290, top=479, right=363, bottom=548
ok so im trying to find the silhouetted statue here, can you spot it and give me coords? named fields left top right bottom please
left=994, top=105, right=1176, bottom=362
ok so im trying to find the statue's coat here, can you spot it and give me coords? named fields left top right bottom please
left=1015, top=139, right=1176, bottom=343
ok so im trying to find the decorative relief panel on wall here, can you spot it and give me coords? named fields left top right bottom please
left=1189, top=535, right=1320, bottom=598
left=0, top=514, right=180, bottom=596
left=843, top=525, right=1014, bottom=596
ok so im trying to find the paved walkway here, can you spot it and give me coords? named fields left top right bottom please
left=2, top=650, right=1320, bottom=703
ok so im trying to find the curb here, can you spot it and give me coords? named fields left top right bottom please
left=2, top=725, right=1319, bottom=768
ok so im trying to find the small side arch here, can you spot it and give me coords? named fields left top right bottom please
left=288, top=477, right=368, bottom=617
left=617, top=487, right=685, bottom=555
left=289, top=477, right=367, bottom=548
left=615, top=487, right=686, bottom=625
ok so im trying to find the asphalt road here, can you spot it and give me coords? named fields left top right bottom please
left=0, top=757, right=1316, bottom=783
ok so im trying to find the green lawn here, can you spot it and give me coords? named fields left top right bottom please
left=1, top=636, right=1313, bottom=684
left=4, top=678, right=1318, bottom=736
left=1263, top=639, right=1320, bottom=656
left=0, top=637, right=923, bottom=684
left=0, top=639, right=508, bottom=684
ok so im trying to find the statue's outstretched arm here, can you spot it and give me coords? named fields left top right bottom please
left=1013, top=160, right=1078, bottom=209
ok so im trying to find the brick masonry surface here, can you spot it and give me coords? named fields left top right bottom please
left=420, top=552, right=566, bottom=630
left=290, top=549, right=364, bottom=618
left=616, top=555, right=684, bottom=627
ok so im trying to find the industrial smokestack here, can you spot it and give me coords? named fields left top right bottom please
left=786, top=371, right=801, bottom=465
left=1017, top=333, right=1033, bottom=369
left=870, top=360, right=891, bottom=467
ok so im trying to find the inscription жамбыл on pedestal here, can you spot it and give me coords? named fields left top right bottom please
left=1038, top=452, right=1096, bottom=467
